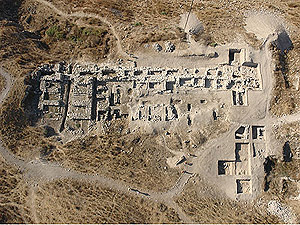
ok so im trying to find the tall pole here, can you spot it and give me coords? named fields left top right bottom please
left=183, top=0, right=194, bottom=33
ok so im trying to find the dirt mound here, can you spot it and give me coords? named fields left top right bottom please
left=245, top=11, right=284, bottom=40
left=179, top=12, right=203, bottom=35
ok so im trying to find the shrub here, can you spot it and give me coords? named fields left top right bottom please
left=46, top=25, right=65, bottom=40
left=134, top=22, right=143, bottom=26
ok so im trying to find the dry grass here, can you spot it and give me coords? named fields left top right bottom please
left=270, top=47, right=300, bottom=116
left=0, top=156, right=32, bottom=223
left=274, top=121, right=300, bottom=154
left=35, top=179, right=181, bottom=224
left=44, top=129, right=181, bottom=192
left=0, top=81, right=181, bottom=192
left=44, top=0, right=296, bottom=45
left=272, top=121, right=300, bottom=182
left=175, top=176, right=281, bottom=224
left=0, top=79, right=49, bottom=159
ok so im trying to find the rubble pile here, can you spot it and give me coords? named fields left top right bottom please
left=267, top=200, right=296, bottom=223
left=165, top=41, right=176, bottom=52
left=153, top=43, right=162, bottom=52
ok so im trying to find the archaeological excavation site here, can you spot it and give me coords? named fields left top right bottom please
left=29, top=48, right=261, bottom=140
left=0, top=0, right=300, bottom=223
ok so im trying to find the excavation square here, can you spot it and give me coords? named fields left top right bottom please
left=235, top=143, right=250, bottom=162
left=218, top=160, right=235, bottom=175
left=252, top=126, right=265, bottom=140
left=235, top=125, right=250, bottom=140
left=236, top=179, right=252, bottom=194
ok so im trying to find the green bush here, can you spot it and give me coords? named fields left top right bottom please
left=134, top=22, right=143, bottom=26
left=209, top=42, right=218, bottom=47
left=70, top=27, right=108, bottom=44
left=82, top=27, right=93, bottom=36
left=69, top=35, right=82, bottom=43
left=46, top=25, right=65, bottom=40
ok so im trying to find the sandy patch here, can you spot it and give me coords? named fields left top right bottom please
left=245, top=11, right=284, bottom=40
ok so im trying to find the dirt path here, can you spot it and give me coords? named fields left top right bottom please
left=28, top=186, right=39, bottom=224
left=0, top=67, right=13, bottom=104
left=34, top=0, right=131, bottom=60
left=272, top=112, right=300, bottom=126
